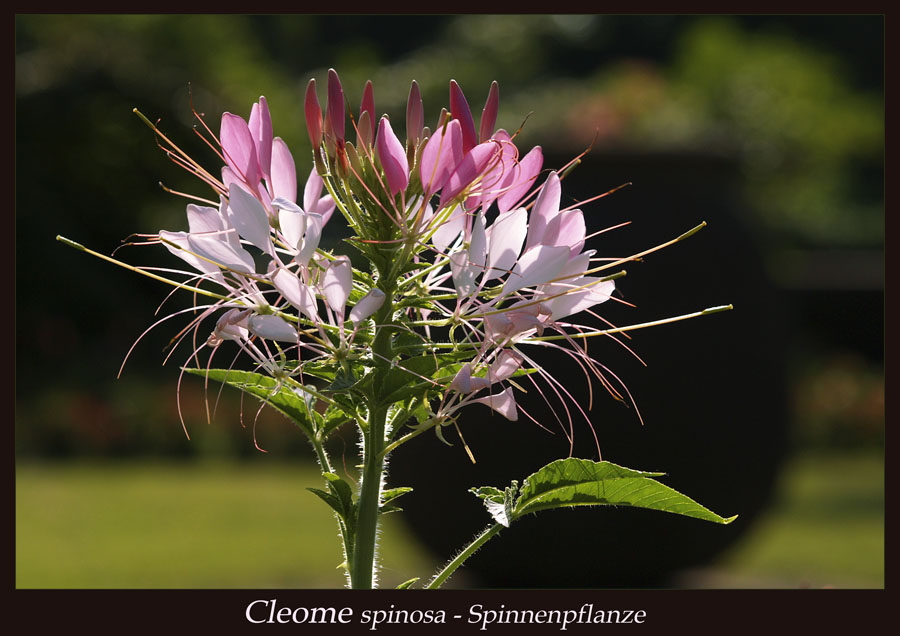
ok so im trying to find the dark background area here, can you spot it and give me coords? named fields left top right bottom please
left=16, top=15, right=883, bottom=588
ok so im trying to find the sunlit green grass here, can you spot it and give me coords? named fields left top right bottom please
left=697, top=450, right=884, bottom=588
left=15, top=460, right=439, bottom=588
left=17, top=451, right=884, bottom=589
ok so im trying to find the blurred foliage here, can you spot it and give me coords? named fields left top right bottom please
left=16, top=15, right=882, bottom=458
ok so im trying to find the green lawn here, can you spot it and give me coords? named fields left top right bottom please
left=15, top=460, right=439, bottom=588
left=682, top=450, right=884, bottom=588
left=17, top=451, right=884, bottom=589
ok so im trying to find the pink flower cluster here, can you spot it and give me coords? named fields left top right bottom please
left=154, top=70, right=622, bottom=442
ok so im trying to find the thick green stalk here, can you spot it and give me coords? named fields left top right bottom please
left=349, top=278, right=396, bottom=589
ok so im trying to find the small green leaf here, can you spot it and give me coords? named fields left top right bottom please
left=396, top=577, right=419, bottom=589
left=184, top=368, right=316, bottom=438
left=381, top=487, right=413, bottom=505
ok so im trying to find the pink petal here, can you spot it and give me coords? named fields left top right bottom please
left=542, top=209, right=585, bottom=256
left=466, top=133, right=515, bottom=211
left=249, top=97, right=273, bottom=181
left=479, top=81, right=499, bottom=143
left=375, top=116, right=410, bottom=195
left=420, top=119, right=463, bottom=197
left=270, top=137, right=297, bottom=204
left=440, top=141, right=500, bottom=207
left=322, top=256, right=352, bottom=313
left=525, top=171, right=561, bottom=250
left=449, top=79, right=477, bottom=153
left=497, top=145, right=543, bottom=214
left=472, top=387, right=518, bottom=421
left=220, top=112, right=259, bottom=186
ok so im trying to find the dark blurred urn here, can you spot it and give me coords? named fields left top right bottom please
left=388, top=150, right=789, bottom=587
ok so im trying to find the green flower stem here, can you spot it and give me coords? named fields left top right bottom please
left=349, top=279, right=396, bottom=589
left=426, top=523, right=504, bottom=589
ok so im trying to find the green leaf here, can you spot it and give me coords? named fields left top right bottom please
left=473, top=458, right=737, bottom=527
left=184, top=368, right=316, bottom=438
left=307, top=488, right=345, bottom=517
left=323, top=472, right=355, bottom=516
left=396, top=577, right=419, bottom=589
left=381, top=487, right=413, bottom=505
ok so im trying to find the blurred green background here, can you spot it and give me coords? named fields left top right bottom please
left=16, top=15, right=883, bottom=588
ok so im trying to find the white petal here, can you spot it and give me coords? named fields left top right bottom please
left=472, top=387, right=518, bottom=421
left=525, top=171, right=560, bottom=250
left=296, top=213, right=323, bottom=268
left=349, top=288, right=386, bottom=323
left=186, top=204, right=227, bottom=234
left=469, top=212, right=487, bottom=270
left=449, top=249, right=478, bottom=298
left=271, top=268, right=318, bottom=322
left=277, top=207, right=306, bottom=252
left=227, top=184, right=274, bottom=255
left=545, top=278, right=615, bottom=320
left=322, top=256, right=352, bottom=313
left=186, top=232, right=256, bottom=274
left=485, top=207, right=526, bottom=281
left=431, top=206, right=466, bottom=253
left=248, top=314, right=297, bottom=342
left=159, top=230, right=224, bottom=281
left=500, top=244, right=570, bottom=296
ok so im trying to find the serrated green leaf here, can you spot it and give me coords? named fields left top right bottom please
left=323, top=472, right=355, bottom=514
left=184, top=368, right=316, bottom=439
left=511, top=458, right=737, bottom=525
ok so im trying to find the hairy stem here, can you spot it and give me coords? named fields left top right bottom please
left=426, top=523, right=504, bottom=589
left=349, top=279, right=396, bottom=589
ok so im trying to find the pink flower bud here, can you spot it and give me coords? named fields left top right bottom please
left=326, top=68, right=345, bottom=145
left=479, top=81, right=499, bottom=143
left=449, top=79, right=477, bottom=153
left=406, top=80, right=424, bottom=148
left=376, top=116, right=410, bottom=196
left=359, top=80, right=375, bottom=146
left=304, top=78, right=323, bottom=147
